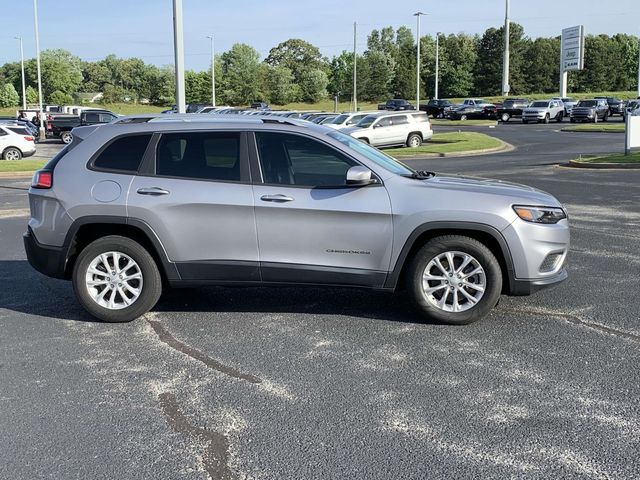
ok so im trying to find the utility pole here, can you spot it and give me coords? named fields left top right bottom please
left=15, top=36, right=27, bottom=110
left=172, top=0, right=186, bottom=113
left=435, top=32, right=441, bottom=100
left=414, top=12, right=426, bottom=108
left=637, top=37, right=640, bottom=98
left=502, top=0, right=510, bottom=96
left=353, top=22, right=357, bottom=111
left=207, top=34, right=216, bottom=106
left=33, top=0, right=45, bottom=140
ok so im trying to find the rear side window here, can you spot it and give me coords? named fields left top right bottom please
left=7, top=127, right=30, bottom=135
left=392, top=116, right=409, bottom=125
left=156, top=132, right=241, bottom=182
left=93, top=134, right=151, bottom=173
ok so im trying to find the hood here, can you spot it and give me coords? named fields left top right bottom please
left=524, top=107, right=548, bottom=113
left=424, top=174, right=561, bottom=206
left=572, top=106, right=595, bottom=112
left=341, top=125, right=367, bottom=135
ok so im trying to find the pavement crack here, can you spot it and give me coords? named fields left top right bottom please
left=501, top=307, right=640, bottom=344
left=147, top=319, right=262, bottom=384
left=159, top=392, right=234, bottom=480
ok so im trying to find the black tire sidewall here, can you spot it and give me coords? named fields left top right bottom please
left=407, top=236, right=502, bottom=325
left=3, top=148, right=22, bottom=160
left=72, top=236, right=162, bottom=322
left=407, top=133, right=422, bottom=147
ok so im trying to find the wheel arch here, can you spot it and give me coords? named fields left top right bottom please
left=385, top=222, right=515, bottom=294
left=61, top=216, right=179, bottom=282
left=3, top=146, right=23, bottom=157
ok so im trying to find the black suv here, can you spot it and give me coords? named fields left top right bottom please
left=377, top=99, right=416, bottom=111
left=595, top=96, right=627, bottom=117
left=496, top=98, right=529, bottom=122
left=421, top=99, right=453, bottom=118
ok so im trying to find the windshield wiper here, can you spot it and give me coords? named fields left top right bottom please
left=403, top=170, right=435, bottom=179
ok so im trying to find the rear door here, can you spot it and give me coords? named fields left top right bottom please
left=250, top=131, right=393, bottom=287
left=127, top=130, right=260, bottom=282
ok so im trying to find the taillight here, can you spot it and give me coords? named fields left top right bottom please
left=24, top=136, right=34, bottom=142
left=46, top=122, right=52, bottom=130
left=31, top=170, right=52, bottom=189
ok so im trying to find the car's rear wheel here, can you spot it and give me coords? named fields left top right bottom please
left=460, top=114, right=468, bottom=121
left=406, top=133, right=422, bottom=148
left=61, top=131, right=73, bottom=144
left=593, top=115, right=598, bottom=123
left=556, top=112, right=563, bottom=122
left=602, top=112, right=608, bottom=122
left=543, top=114, right=550, bottom=124
left=72, top=236, right=162, bottom=322
left=501, top=113, right=510, bottom=122
left=406, top=235, right=502, bottom=325
left=2, top=147, right=22, bottom=161
left=522, top=119, right=528, bottom=124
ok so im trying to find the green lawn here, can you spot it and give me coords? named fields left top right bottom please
left=431, top=119, right=497, bottom=126
left=562, top=123, right=625, bottom=133
left=388, top=132, right=503, bottom=157
left=572, top=152, right=640, bottom=164
left=0, top=159, right=46, bottom=173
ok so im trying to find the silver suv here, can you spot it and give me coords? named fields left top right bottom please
left=341, top=112, right=433, bottom=148
left=24, top=115, right=569, bottom=324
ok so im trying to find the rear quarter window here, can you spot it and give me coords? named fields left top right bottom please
left=92, top=134, right=152, bottom=173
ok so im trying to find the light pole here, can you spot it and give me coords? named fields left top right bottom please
left=502, top=0, right=510, bottom=96
left=33, top=0, right=45, bottom=139
left=14, top=36, right=27, bottom=110
left=637, top=37, right=640, bottom=98
left=435, top=32, right=441, bottom=100
left=414, top=12, right=426, bottom=108
left=172, top=0, right=186, bottom=113
left=353, top=22, right=357, bottom=111
left=206, top=34, right=216, bottom=106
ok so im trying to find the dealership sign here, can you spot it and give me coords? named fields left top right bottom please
left=561, top=25, right=585, bottom=71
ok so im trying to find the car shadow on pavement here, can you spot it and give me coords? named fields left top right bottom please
left=0, top=260, right=437, bottom=326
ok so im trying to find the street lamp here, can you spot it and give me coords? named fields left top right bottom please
left=414, top=12, right=427, bottom=109
left=435, top=32, right=441, bottom=100
left=14, top=36, right=27, bottom=110
left=206, top=35, right=216, bottom=107
left=33, top=0, right=45, bottom=140
left=172, top=0, right=186, bottom=113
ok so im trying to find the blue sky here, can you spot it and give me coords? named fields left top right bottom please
left=1, top=0, right=638, bottom=71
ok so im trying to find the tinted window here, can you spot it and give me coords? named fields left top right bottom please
left=93, top=134, right=152, bottom=173
left=99, top=113, right=115, bottom=123
left=85, top=113, right=100, bottom=122
left=7, top=127, right=30, bottom=135
left=256, top=132, right=357, bottom=187
left=391, top=115, right=409, bottom=125
left=157, top=132, right=241, bottom=181
left=378, top=117, right=393, bottom=127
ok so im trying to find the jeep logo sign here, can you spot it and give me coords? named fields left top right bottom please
left=561, top=25, right=585, bottom=72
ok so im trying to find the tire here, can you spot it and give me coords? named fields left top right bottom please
left=60, top=131, right=73, bottom=144
left=2, top=147, right=22, bottom=161
left=460, top=114, right=467, bottom=121
left=570, top=118, right=576, bottom=123
left=405, top=235, right=502, bottom=325
left=556, top=112, right=563, bottom=123
left=543, top=114, right=550, bottom=124
left=522, top=119, right=528, bottom=124
left=406, top=133, right=422, bottom=148
left=501, top=113, right=510, bottom=122
left=72, top=236, right=162, bottom=322
left=593, top=115, right=598, bottom=124
left=602, top=113, right=608, bottom=122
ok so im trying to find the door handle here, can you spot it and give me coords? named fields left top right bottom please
left=137, top=187, right=170, bottom=196
left=260, top=194, right=294, bottom=203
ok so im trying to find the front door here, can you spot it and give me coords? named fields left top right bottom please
left=251, top=131, right=393, bottom=287
left=127, top=130, right=260, bottom=282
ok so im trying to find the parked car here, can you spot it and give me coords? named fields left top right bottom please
left=461, top=98, right=492, bottom=108
left=570, top=99, right=610, bottom=123
left=342, top=111, right=432, bottom=148
left=24, top=115, right=569, bottom=324
left=0, top=124, right=36, bottom=160
left=316, top=115, right=338, bottom=124
left=0, top=117, right=39, bottom=140
left=552, top=97, right=578, bottom=115
left=521, top=100, right=565, bottom=124
left=421, top=99, right=453, bottom=118
left=626, top=100, right=640, bottom=116
left=595, top=96, right=626, bottom=117
left=448, top=104, right=497, bottom=121
left=250, top=102, right=269, bottom=110
left=325, top=112, right=372, bottom=129
left=47, top=109, right=118, bottom=144
left=377, top=99, right=416, bottom=111
left=497, top=98, right=529, bottom=122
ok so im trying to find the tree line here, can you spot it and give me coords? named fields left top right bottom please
left=0, top=23, right=638, bottom=108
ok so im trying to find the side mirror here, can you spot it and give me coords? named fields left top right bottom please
left=346, top=166, right=375, bottom=186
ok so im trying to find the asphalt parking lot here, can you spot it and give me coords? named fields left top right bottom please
left=1, top=123, right=639, bottom=479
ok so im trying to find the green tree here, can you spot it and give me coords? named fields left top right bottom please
left=265, top=65, right=298, bottom=105
left=391, top=26, right=416, bottom=99
left=48, top=90, right=74, bottom=105
left=24, top=49, right=83, bottom=98
left=185, top=70, right=212, bottom=104
left=26, top=85, right=38, bottom=104
left=221, top=43, right=265, bottom=105
left=523, top=37, right=560, bottom=93
left=438, top=34, right=478, bottom=97
left=265, top=39, right=326, bottom=84
left=573, top=35, right=610, bottom=92
left=298, top=69, right=329, bottom=103
left=361, top=50, right=395, bottom=100
left=0, top=83, right=20, bottom=107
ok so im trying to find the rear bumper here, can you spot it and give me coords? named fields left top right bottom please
left=23, top=148, right=36, bottom=158
left=510, top=269, right=568, bottom=296
left=24, top=227, right=67, bottom=279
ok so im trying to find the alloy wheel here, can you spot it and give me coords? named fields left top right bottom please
left=85, top=251, right=143, bottom=310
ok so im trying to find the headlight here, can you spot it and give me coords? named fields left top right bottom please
left=513, top=205, right=567, bottom=224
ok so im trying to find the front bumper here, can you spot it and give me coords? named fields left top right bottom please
left=510, top=268, right=568, bottom=296
left=24, top=227, right=67, bottom=279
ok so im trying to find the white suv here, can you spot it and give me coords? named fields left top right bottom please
left=0, top=124, right=37, bottom=160
left=324, top=111, right=375, bottom=129
left=341, top=112, right=433, bottom=148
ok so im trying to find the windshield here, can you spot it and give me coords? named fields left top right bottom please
left=577, top=100, right=597, bottom=107
left=530, top=101, right=549, bottom=108
left=326, top=130, right=414, bottom=176
left=332, top=114, right=350, bottom=124
left=356, top=115, right=377, bottom=128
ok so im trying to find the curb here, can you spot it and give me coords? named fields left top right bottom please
left=561, top=128, right=624, bottom=134
left=395, top=140, right=515, bottom=160
left=567, top=159, right=640, bottom=169
left=0, top=172, right=34, bottom=179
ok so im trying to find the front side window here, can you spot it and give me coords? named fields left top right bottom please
left=255, top=132, right=357, bottom=187
left=93, top=134, right=152, bottom=173
left=377, top=117, right=393, bottom=127
left=156, top=132, right=241, bottom=182
left=357, top=115, right=377, bottom=128
left=85, top=113, right=100, bottom=123
left=392, top=116, right=409, bottom=125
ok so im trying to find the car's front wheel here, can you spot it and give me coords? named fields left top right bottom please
left=72, top=236, right=162, bottom=322
left=501, top=113, right=510, bottom=122
left=61, top=131, right=73, bottom=144
left=406, top=235, right=502, bottom=325
left=543, top=114, right=550, bottom=124
left=460, top=114, right=467, bottom=121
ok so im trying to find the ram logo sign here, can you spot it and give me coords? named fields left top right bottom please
left=561, top=25, right=585, bottom=71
